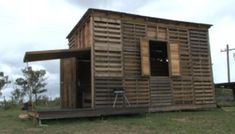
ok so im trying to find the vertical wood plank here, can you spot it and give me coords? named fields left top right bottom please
left=169, top=43, right=180, bottom=76
left=140, top=38, right=150, bottom=76
left=90, top=16, right=95, bottom=108
left=60, top=59, right=64, bottom=108
left=60, top=58, right=77, bottom=108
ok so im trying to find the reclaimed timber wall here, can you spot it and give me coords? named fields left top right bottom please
left=91, top=15, right=214, bottom=109
left=140, top=38, right=150, bottom=76
left=122, top=21, right=149, bottom=107
left=95, top=77, right=123, bottom=108
left=93, top=17, right=122, bottom=77
left=64, top=17, right=92, bottom=108
left=147, top=25, right=167, bottom=41
left=150, top=77, right=172, bottom=107
left=68, top=18, right=92, bottom=49
left=92, top=17, right=123, bottom=107
left=168, top=28, right=195, bottom=105
left=189, top=29, right=215, bottom=104
left=64, top=9, right=215, bottom=111
left=60, top=58, right=77, bottom=108
left=146, top=25, right=214, bottom=108
left=146, top=25, right=174, bottom=107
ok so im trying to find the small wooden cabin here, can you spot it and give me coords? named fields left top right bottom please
left=25, top=8, right=216, bottom=113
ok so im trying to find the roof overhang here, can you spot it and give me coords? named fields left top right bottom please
left=24, top=48, right=90, bottom=62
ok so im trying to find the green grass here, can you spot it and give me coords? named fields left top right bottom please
left=1, top=108, right=235, bottom=134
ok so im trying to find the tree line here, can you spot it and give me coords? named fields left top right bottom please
left=0, top=66, right=47, bottom=106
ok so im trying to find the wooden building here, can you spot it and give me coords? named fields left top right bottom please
left=24, top=8, right=216, bottom=114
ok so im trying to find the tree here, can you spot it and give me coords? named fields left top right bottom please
left=0, top=72, right=11, bottom=96
left=11, top=88, right=25, bottom=105
left=14, top=66, right=47, bottom=105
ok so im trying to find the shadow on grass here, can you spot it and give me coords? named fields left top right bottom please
left=41, top=113, right=147, bottom=125
left=39, top=108, right=220, bottom=126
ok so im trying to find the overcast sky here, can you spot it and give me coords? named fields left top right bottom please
left=0, top=0, right=235, bottom=100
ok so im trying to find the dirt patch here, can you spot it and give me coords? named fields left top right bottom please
left=171, top=118, right=189, bottom=123
left=74, top=124, right=153, bottom=134
left=26, top=128, right=43, bottom=132
left=0, top=129, right=12, bottom=134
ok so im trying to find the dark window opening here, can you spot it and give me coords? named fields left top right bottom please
left=149, top=40, right=169, bottom=76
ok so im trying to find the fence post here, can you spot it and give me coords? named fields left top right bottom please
left=3, top=96, right=6, bottom=110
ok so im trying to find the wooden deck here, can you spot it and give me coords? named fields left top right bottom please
left=33, top=104, right=216, bottom=122
left=34, top=107, right=148, bottom=121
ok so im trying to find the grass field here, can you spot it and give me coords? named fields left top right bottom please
left=1, top=107, right=235, bottom=134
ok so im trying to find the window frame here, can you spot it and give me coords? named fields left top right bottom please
left=140, top=38, right=181, bottom=77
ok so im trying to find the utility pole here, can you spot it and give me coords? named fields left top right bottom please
left=221, top=44, right=235, bottom=83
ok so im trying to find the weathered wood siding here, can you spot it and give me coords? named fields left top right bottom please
left=91, top=17, right=150, bottom=108
left=64, top=9, right=215, bottom=111
left=91, top=14, right=214, bottom=109
left=60, top=58, right=77, bottom=108
left=68, top=18, right=92, bottom=49
left=122, top=22, right=149, bottom=107
left=150, top=77, right=172, bottom=107
left=140, top=38, right=150, bottom=76
left=169, top=43, right=180, bottom=76
left=95, top=77, right=123, bottom=108
left=92, top=17, right=123, bottom=107
left=63, top=17, right=92, bottom=108
left=146, top=25, right=214, bottom=108
left=93, top=17, right=122, bottom=77
left=168, top=28, right=195, bottom=105
left=189, top=29, right=215, bottom=104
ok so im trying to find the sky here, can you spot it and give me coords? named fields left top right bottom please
left=0, top=0, right=235, bottom=100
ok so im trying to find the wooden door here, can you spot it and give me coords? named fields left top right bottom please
left=60, top=58, right=77, bottom=108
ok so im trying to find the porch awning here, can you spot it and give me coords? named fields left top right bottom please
left=24, top=48, right=90, bottom=62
